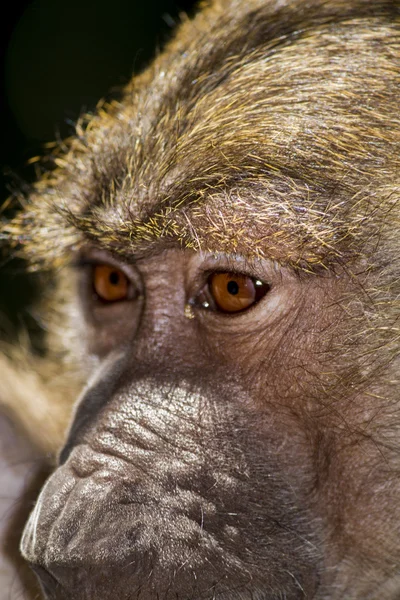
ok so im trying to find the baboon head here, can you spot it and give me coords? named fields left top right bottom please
left=6, top=0, right=400, bottom=598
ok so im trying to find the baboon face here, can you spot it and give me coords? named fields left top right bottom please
left=22, top=251, right=330, bottom=599
left=12, top=0, right=400, bottom=598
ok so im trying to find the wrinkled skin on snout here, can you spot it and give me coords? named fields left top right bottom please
left=23, top=377, right=318, bottom=600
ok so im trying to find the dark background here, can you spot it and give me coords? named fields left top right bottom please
left=0, top=0, right=196, bottom=341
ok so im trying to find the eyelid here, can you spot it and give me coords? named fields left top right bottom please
left=186, top=253, right=268, bottom=292
left=74, top=251, right=137, bottom=278
left=73, top=254, right=124, bottom=271
left=200, top=254, right=266, bottom=280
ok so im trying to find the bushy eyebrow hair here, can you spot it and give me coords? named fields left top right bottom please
left=4, top=0, right=400, bottom=275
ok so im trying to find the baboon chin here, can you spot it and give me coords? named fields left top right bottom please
left=2, top=0, right=400, bottom=598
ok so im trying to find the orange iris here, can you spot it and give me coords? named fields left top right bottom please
left=93, top=265, right=129, bottom=302
left=209, top=272, right=267, bottom=313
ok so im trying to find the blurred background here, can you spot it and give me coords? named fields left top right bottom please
left=0, top=0, right=196, bottom=343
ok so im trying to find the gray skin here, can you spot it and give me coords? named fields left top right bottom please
left=21, top=251, right=324, bottom=599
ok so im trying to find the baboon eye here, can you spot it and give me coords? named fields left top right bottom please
left=197, top=272, right=270, bottom=314
left=93, top=265, right=130, bottom=302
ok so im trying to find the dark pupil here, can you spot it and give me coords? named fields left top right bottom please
left=227, top=280, right=239, bottom=295
left=109, top=271, right=120, bottom=285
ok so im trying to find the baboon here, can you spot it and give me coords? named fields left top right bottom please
left=1, top=0, right=400, bottom=598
